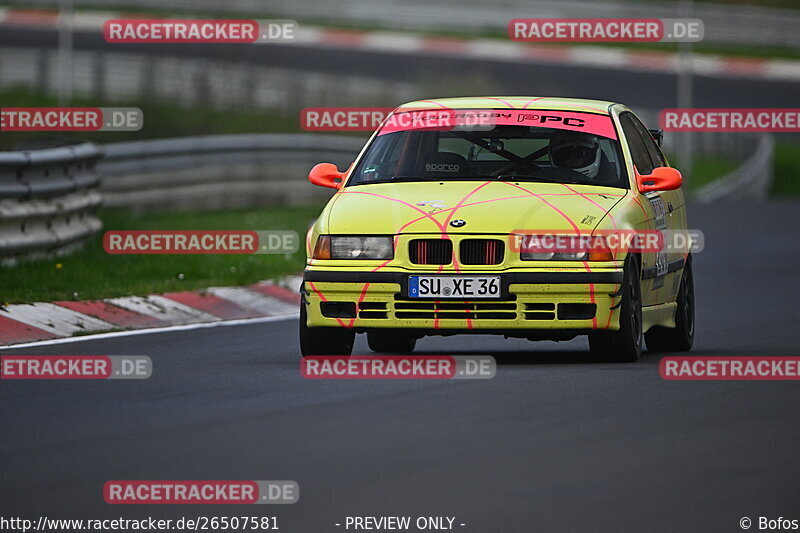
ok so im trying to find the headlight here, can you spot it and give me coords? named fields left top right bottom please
left=314, top=235, right=394, bottom=260
left=517, top=234, right=614, bottom=261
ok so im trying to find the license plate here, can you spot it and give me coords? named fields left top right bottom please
left=408, top=276, right=501, bottom=299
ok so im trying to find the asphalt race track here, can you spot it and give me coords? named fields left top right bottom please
left=2, top=200, right=800, bottom=532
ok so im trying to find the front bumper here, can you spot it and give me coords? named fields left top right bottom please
left=302, top=269, right=624, bottom=332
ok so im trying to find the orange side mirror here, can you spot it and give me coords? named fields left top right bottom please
left=636, top=166, right=682, bottom=193
left=308, top=163, right=345, bottom=189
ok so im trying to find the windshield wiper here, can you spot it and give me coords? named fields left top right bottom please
left=348, top=176, right=423, bottom=185
left=389, top=175, right=426, bottom=182
left=494, top=174, right=569, bottom=184
left=349, top=175, right=516, bottom=186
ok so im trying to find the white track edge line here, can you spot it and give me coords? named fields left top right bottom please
left=0, top=312, right=298, bottom=350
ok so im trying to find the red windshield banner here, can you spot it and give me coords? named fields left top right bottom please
left=377, top=109, right=617, bottom=140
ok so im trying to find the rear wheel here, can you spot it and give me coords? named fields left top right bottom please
left=645, top=256, right=695, bottom=352
left=299, top=301, right=354, bottom=357
left=589, top=256, right=643, bottom=362
left=367, top=330, right=417, bottom=354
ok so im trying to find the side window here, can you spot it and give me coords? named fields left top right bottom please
left=628, top=113, right=666, bottom=168
left=619, top=113, right=655, bottom=175
left=358, top=133, right=403, bottom=180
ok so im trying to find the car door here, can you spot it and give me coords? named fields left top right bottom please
left=628, top=113, right=687, bottom=305
left=619, top=112, right=676, bottom=306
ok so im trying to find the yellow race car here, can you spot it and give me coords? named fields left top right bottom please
left=300, top=97, right=694, bottom=362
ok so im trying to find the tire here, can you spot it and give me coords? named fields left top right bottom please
left=367, top=330, right=417, bottom=354
left=589, top=255, right=643, bottom=362
left=645, top=256, right=695, bottom=353
left=299, top=301, right=355, bottom=357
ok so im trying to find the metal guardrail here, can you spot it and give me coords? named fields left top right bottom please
left=0, top=142, right=103, bottom=262
left=0, top=134, right=364, bottom=260
left=694, top=134, right=774, bottom=203
left=99, top=134, right=366, bottom=211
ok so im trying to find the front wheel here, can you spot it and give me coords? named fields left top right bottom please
left=589, top=256, right=643, bottom=362
left=299, top=301, right=355, bottom=357
left=645, top=256, right=695, bottom=352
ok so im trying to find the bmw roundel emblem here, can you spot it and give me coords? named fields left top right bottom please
left=450, top=219, right=467, bottom=228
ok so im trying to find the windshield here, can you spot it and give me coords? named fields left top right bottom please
left=348, top=110, right=626, bottom=188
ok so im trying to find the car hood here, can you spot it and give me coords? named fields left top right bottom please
left=327, top=181, right=625, bottom=235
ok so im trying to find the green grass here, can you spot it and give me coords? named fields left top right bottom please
left=770, top=141, right=800, bottom=195
left=0, top=205, right=324, bottom=304
left=687, top=155, right=739, bottom=192
left=669, top=140, right=800, bottom=196
left=0, top=87, right=305, bottom=151
left=664, top=152, right=739, bottom=193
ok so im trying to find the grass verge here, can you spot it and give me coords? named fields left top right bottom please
left=0, top=205, right=323, bottom=304
left=664, top=152, right=739, bottom=193
left=670, top=140, right=800, bottom=195
left=0, top=87, right=305, bottom=151
left=770, top=141, right=800, bottom=195
left=687, top=155, right=740, bottom=192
